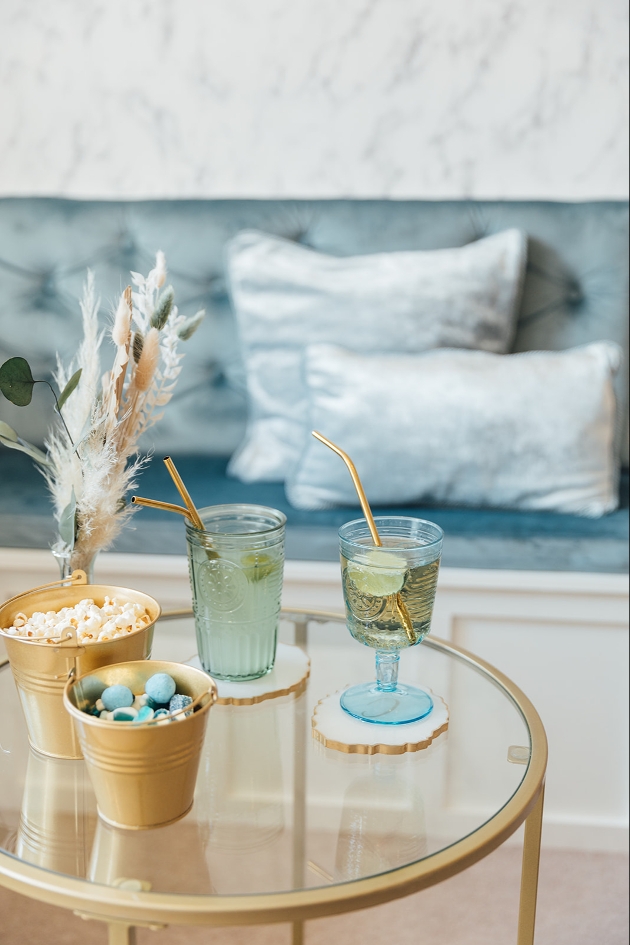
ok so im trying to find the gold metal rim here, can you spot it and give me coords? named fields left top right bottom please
left=0, top=611, right=547, bottom=926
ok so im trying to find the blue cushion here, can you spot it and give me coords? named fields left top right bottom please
left=1, top=453, right=627, bottom=573
left=0, top=198, right=627, bottom=459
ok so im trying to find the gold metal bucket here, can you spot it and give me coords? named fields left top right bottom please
left=0, top=571, right=160, bottom=760
left=64, top=660, right=217, bottom=830
left=15, top=747, right=97, bottom=877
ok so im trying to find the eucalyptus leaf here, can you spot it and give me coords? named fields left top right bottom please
left=57, top=368, right=82, bottom=413
left=0, top=433, right=53, bottom=467
left=0, top=421, right=18, bottom=442
left=59, top=489, right=77, bottom=549
left=0, top=357, right=36, bottom=406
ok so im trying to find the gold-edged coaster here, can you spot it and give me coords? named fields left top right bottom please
left=312, top=687, right=448, bottom=755
left=184, top=643, right=310, bottom=705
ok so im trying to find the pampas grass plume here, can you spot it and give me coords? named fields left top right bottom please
left=134, top=328, right=159, bottom=391
left=132, top=331, right=144, bottom=363
left=178, top=309, right=206, bottom=341
left=155, top=251, right=167, bottom=288
left=151, top=286, right=174, bottom=330
left=112, top=295, right=132, bottom=347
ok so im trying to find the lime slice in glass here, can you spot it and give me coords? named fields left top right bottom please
left=346, top=550, right=408, bottom=597
left=241, top=552, right=278, bottom=582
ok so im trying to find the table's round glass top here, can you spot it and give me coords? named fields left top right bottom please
left=0, top=611, right=532, bottom=900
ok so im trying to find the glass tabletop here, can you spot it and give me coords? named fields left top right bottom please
left=0, top=610, right=533, bottom=904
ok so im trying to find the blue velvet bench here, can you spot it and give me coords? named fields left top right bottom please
left=1, top=452, right=627, bottom=573
left=0, top=197, right=628, bottom=574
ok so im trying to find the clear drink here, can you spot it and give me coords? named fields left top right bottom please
left=186, top=505, right=286, bottom=681
left=341, top=553, right=440, bottom=650
left=339, top=517, right=443, bottom=725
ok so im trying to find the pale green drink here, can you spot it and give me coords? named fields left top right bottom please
left=186, top=505, right=286, bottom=680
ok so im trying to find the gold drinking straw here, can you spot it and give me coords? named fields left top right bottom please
left=162, top=456, right=205, bottom=531
left=312, top=431, right=416, bottom=643
left=131, top=496, right=191, bottom=519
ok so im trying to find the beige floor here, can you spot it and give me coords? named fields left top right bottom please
left=0, top=848, right=627, bottom=945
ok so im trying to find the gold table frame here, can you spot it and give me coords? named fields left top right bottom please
left=0, top=609, right=547, bottom=945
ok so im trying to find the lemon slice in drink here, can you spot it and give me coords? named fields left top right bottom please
left=346, top=550, right=408, bottom=598
left=241, top=552, right=278, bottom=582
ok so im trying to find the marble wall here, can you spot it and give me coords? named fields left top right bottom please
left=0, top=0, right=627, bottom=199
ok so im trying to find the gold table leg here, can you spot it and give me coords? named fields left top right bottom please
left=517, top=784, right=545, bottom=945
left=107, top=921, right=137, bottom=945
left=292, top=617, right=309, bottom=945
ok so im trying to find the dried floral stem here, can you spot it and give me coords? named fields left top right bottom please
left=36, top=256, right=206, bottom=572
left=113, top=286, right=132, bottom=408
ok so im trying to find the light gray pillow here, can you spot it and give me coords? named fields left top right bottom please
left=227, top=228, right=527, bottom=482
left=286, top=342, right=622, bottom=517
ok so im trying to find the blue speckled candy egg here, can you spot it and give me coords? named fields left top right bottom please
left=101, top=685, right=134, bottom=711
left=169, top=694, right=193, bottom=713
left=145, top=673, right=176, bottom=705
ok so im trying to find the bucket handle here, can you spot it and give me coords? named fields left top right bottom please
left=0, top=570, right=88, bottom=614
left=24, top=569, right=88, bottom=595
left=52, top=625, right=86, bottom=653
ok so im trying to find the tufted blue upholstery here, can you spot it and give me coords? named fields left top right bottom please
left=0, top=198, right=627, bottom=571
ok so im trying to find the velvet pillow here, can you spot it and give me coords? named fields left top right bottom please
left=286, top=342, right=622, bottom=517
left=226, top=228, right=527, bottom=482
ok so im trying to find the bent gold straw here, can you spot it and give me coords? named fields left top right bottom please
left=132, top=493, right=219, bottom=559
left=131, top=496, right=191, bottom=519
left=312, top=430, right=416, bottom=644
left=163, top=456, right=205, bottom=531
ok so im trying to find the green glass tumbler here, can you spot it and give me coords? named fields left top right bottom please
left=186, top=504, right=286, bottom=681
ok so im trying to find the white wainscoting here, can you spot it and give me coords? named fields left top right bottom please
left=1, top=548, right=628, bottom=853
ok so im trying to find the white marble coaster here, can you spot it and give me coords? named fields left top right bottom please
left=184, top=643, right=310, bottom=705
left=312, top=687, right=449, bottom=755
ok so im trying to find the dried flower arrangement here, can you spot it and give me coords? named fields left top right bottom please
left=0, top=253, right=204, bottom=575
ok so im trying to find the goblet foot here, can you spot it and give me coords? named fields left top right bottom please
left=340, top=682, right=433, bottom=725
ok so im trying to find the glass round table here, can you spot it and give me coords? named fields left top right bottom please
left=0, top=609, right=547, bottom=945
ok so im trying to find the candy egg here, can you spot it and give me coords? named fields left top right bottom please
left=112, top=706, right=139, bottom=721
left=135, top=706, right=155, bottom=722
left=145, top=673, right=176, bottom=705
left=112, top=706, right=138, bottom=722
left=169, top=694, right=193, bottom=713
left=101, top=684, right=134, bottom=711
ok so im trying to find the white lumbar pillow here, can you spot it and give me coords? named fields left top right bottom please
left=226, top=228, right=527, bottom=482
left=286, top=342, right=622, bottom=518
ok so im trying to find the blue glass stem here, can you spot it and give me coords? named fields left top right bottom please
left=375, top=650, right=400, bottom=691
